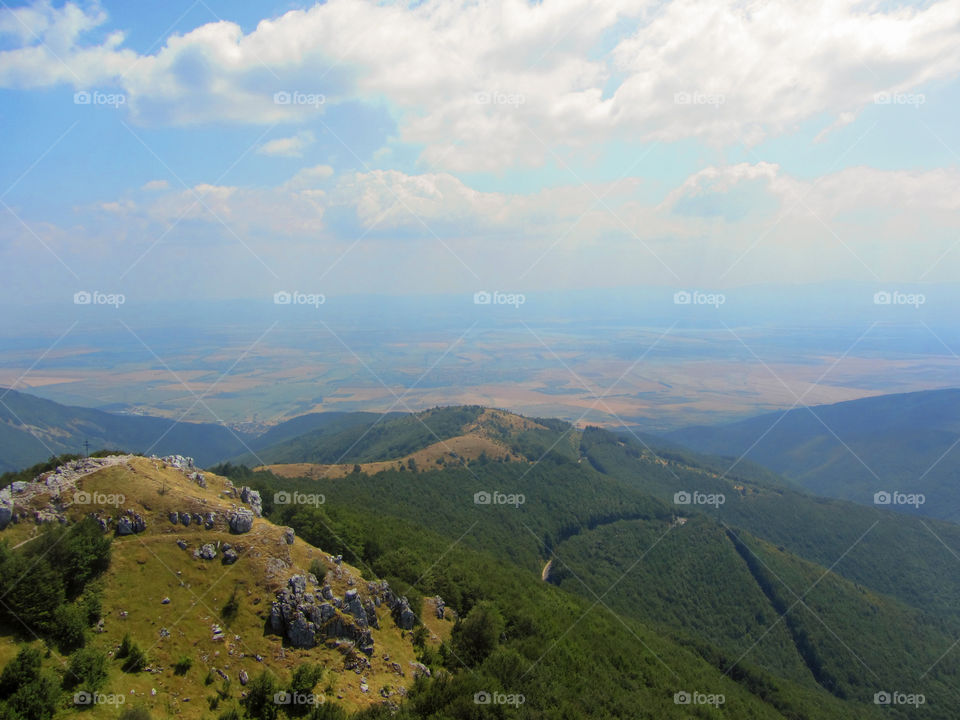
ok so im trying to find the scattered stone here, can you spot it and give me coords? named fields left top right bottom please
left=176, top=539, right=188, bottom=550
left=409, top=662, right=431, bottom=679
left=239, top=669, right=248, bottom=686
left=161, top=597, right=170, bottom=605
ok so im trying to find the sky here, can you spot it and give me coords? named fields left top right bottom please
left=2, top=0, right=960, bottom=308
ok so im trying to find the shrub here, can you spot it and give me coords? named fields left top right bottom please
left=63, top=647, right=107, bottom=691
left=53, top=603, right=87, bottom=653
left=309, top=558, right=326, bottom=584
left=119, top=640, right=147, bottom=673
left=242, top=671, right=279, bottom=720
left=173, top=656, right=193, bottom=676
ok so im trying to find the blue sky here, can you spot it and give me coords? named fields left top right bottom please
left=2, top=0, right=960, bottom=306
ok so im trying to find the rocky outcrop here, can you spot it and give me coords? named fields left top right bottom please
left=270, top=574, right=375, bottom=655
left=240, top=487, right=263, bottom=517
left=228, top=509, right=254, bottom=534
left=116, top=510, right=147, bottom=536
left=195, top=543, right=217, bottom=560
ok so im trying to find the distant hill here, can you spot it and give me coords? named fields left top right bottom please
left=0, top=388, right=258, bottom=470
left=666, top=388, right=960, bottom=521
left=0, top=388, right=407, bottom=473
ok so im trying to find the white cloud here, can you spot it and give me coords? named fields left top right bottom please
left=3, top=0, right=960, bottom=170
left=257, top=131, right=315, bottom=158
left=141, top=179, right=169, bottom=191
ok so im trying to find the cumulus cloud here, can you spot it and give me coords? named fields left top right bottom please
left=257, top=131, right=315, bottom=157
left=3, top=0, right=960, bottom=170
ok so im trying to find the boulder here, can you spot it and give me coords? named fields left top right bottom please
left=222, top=548, right=239, bottom=565
left=168, top=511, right=179, bottom=524
left=196, top=543, right=217, bottom=560
left=228, top=509, right=254, bottom=534
left=282, top=527, right=295, bottom=545
left=0, top=505, right=13, bottom=530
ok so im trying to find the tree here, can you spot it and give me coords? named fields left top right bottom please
left=53, top=603, right=87, bottom=653
left=243, top=671, right=279, bottom=720
left=451, top=602, right=504, bottom=666
left=64, top=647, right=107, bottom=691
